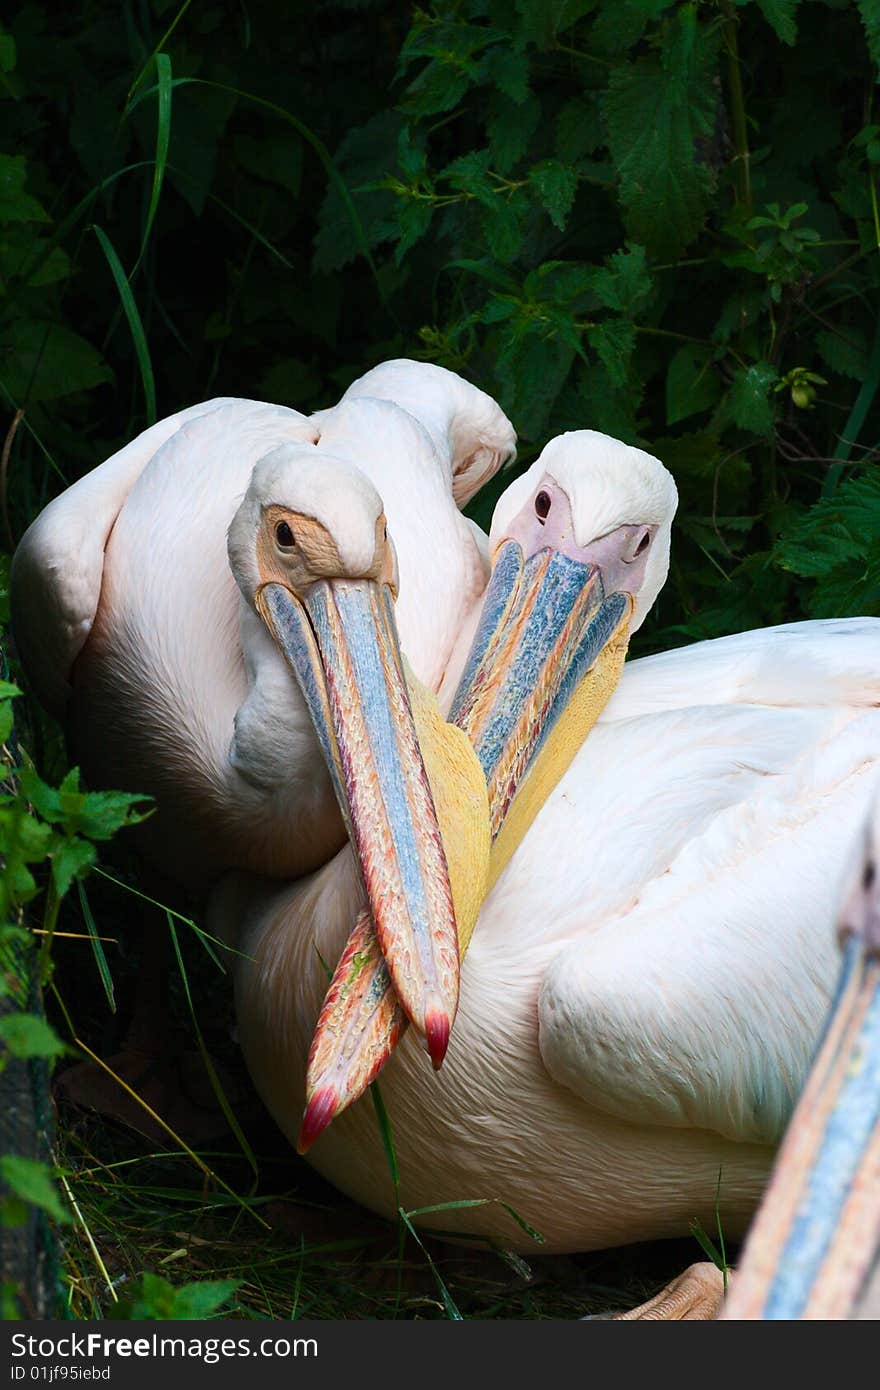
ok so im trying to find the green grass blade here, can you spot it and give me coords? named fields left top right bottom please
left=130, top=53, right=172, bottom=277
left=124, top=0, right=192, bottom=112
left=825, top=313, right=880, bottom=493
left=13, top=162, right=153, bottom=306
left=91, top=867, right=241, bottom=968
left=129, top=76, right=384, bottom=301
left=76, top=880, right=116, bottom=1013
left=406, top=1197, right=544, bottom=1243
left=91, top=225, right=156, bottom=425
left=369, top=1081, right=400, bottom=1203
left=397, top=1206, right=463, bottom=1321
left=166, top=913, right=260, bottom=1187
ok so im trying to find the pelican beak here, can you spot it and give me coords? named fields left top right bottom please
left=256, top=577, right=459, bottom=1066
left=721, top=926, right=880, bottom=1319
left=450, top=539, right=630, bottom=841
left=295, top=541, right=634, bottom=1155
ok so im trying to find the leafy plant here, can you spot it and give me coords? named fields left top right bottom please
left=106, top=1272, right=242, bottom=1320
left=0, top=681, right=150, bottom=1313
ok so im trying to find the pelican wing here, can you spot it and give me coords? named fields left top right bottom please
left=10, top=398, right=235, bottom=717
left=531, top=621, right=880, bottom=1146
left=601, top=618, right=880, bottom=723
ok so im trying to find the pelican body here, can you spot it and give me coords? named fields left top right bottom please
left=11, top=362, right=514, bottom=894
left=721, top=797, right=880, bottom=1319
left=213, top=433, right=880, bottom=1255
left=11, top=361, right=522, bottom=1054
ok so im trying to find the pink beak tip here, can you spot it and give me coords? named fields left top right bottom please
left=296, top=1085, right=339, bottom=1155
left=425, top=1009, right=451, bottom=1071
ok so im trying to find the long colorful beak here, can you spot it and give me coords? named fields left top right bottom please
left=297, top=541, right=631, bottom=1152
left=451, top=539, right=629, bottom=837
left=256, top=579, right=459, bottom=1066
left=721, top=883, right=880, bottom=1319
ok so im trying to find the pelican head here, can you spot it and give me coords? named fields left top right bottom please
left=450, top=431, right=677, bottom=849
left=228, top=443, right=459, bottom=1065
left=489, top=430, right=677, bottom=631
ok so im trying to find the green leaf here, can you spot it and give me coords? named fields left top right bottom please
left=604, top=16, right=720, bottom=258
left=0, top=1013, right=66, bottom=1060
left=728, top=361, right=778, bottom=435
left=488, top=92, right=540, bottom=174
left=444, top=150, right=495, bottom=204
left=751, top=0, right=801, bottom=46
left=315, top=112, right=403, bottom=274
left=857, top=0, right=880, bottom=67
left=556, top=98, right=603, bottom=164
left=67, top=788, right=153, bottom=841
left=51, top=837, right=97, bottom=898
left=529, top=159, right=578, bottom=231
left=17, top=767, right=61, bottom=822
left=172, top=1279, right=241, bottom=1319
left=394, top=200, right=432, bottom=264
left=482, top=199, right=522, bottom=263
left=23, top=242, right=71, bottom=288
left=515, top=0, right=597, bottom=49
left=107, top=1273, right=239, bottom=1320
left=497, top=324, right=577, bottom=439
left=0, top=1157, right=70, bottom=1224
left=480, top=45, right=530, bottom=103
left=0, top=28, right=15, bottom=74
left=0, top=154, right=49, bottom=224
left=403, top=61, right=469, bottom=118
left=592, top=243, right=652, bottom=315
left=92, top=225, right=157, bottom=426
left=0, top=320, right=112, bottom=405
left=773, top=471, right=880, bottom=612
left=587, top=317, right=635, bottom=387
left=666, top=345, right=721, bottom=425
left=816, top=326, right=869, bottom=382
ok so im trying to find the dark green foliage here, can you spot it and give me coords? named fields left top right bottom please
left=1, top=0, right=877, bottom=652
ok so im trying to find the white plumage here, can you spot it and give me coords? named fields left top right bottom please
left=11, top=362, right=515, bottom=891
left=217, top=557, right=880, bottom=1253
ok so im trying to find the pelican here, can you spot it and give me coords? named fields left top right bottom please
left=10, top=360, right=515, bottom=895
left=10, top=361, right=517, bottom=1056
left=208, top=430, right=880, bottom=1321
left=719, top=793, right=880, bottom=1320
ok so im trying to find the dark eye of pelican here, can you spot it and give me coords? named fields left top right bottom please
left=275, top=520, right=295, bottom=547
left=535, top=490, right=551, bottom=522
left=635, top=531, right=650, bottom=556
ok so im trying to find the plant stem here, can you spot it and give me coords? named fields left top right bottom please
left=722, top=3, right=752, bottom=217
left=37, top=877, right=60, bottom=987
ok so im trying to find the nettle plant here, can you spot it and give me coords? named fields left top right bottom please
left=0, top=678, right=150, bottom=1301
left=317, top=0, right=880, bottom=644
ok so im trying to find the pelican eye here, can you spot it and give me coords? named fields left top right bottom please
left=635, top=531, right=650, bottom=557
left=535, top=490, right=552, bottom=522
left=275, top=521, right=295, bottom=547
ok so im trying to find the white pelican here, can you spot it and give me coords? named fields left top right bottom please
left=10, top=361, right=516, bottom=1054
left=720, top=792, right=880, bottom=1320
left=209, top=431, right=880, bottom=1320
left=10, top=360, right=515, bottom=894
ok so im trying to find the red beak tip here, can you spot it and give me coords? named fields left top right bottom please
left=296, top=1085, right=339, bottom=1155
left=425, top=1010, right=450, bottom=1071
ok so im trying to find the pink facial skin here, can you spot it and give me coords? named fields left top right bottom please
left=498, top=476, right=658, bottom=601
